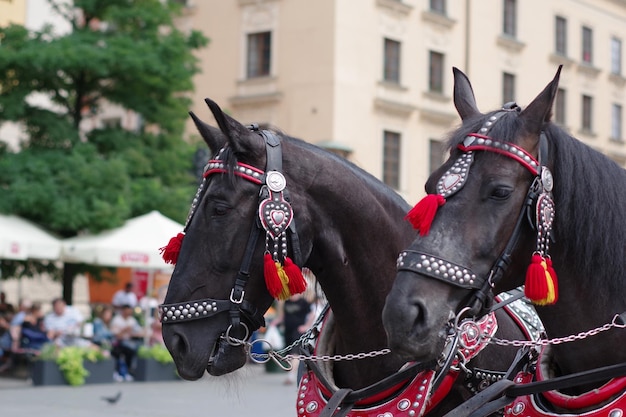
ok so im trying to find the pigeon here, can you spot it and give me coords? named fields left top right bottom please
left=101, top=391, right=122, bottom=405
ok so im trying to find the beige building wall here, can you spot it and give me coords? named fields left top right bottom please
left=0, top=0, right=26, bottom=26
left=180, top=0, right=626, bottom=205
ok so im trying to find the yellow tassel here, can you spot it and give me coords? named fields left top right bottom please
left=275, top=262, right=292, bottom=300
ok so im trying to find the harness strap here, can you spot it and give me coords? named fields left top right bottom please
left=442, top=346, right=532, bottom=417
left=320, top=389, right=353, bottom=417
left=229, top=214, right=265, bottom=336
left=305, top=353, right=437, bottom=413
left=445, top=356, right=626, bottom=417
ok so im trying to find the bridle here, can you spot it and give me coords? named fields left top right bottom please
left=159, top=126, right=303, bottom=340
left=397, top=103, right=556, bottom=317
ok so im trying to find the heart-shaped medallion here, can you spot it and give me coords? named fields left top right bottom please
left=441, top=173, right=461, bottom=191
left=259, top=194, right=293, bottom=239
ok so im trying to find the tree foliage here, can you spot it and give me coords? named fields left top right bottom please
left=0, top=0, right=208, bottom=279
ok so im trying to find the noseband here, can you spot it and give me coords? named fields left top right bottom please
left=398, top=104, right=556, bottom=316
left=159, top=126, right=303, bottom=338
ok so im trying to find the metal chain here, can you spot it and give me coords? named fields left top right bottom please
left=485, top=313, right=626, bottom=347
left=224, top=324, right=390, bottom=366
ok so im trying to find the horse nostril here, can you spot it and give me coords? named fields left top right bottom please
left=409, top=298, right=428, bottom=336
left=165, top=331, right=188, bottom=359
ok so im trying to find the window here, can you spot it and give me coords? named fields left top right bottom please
left=612, top=104, right=622, bottom=141
left=611, top=37, right=622, bottom=75
left=502, top=72, right=515, bottom=104
left=429, top=139, right=447, bottom=174
left=383, top=130, right=401, bottom=189
left=384, top=38, right=401, bottom=83
left=555, top=88, right=566, bottom=126
left=503, top=0, right=517, bottom=37
left=582, top=95, right=593, bottom=131
left=430, top=0, right=446, bottom=15
left=429, top=51, right=444, bottom=93
left=247, top=31, right=271, bottom=78
left=555, top=16, right=567, bottom=56
left=582, top=26, right=593, bottom=64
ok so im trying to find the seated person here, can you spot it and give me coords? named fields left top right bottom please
left=0, top=299, right=31, bottom=373
left=92, top=304, right=115, bottom=349
left=19, top=303, right=49, bottom=353
left=110, top=304, right=144, bottom=381
left=43, top=298, right=90, bottom=348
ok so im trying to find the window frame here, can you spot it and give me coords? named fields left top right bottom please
left=429, top=0, right=446, bottom=15
left=429, top=51, right=444, bottom=93
left=502, top=72, right=515, bottom=104
left=555, top=16, right=567, bottom=56
left=582, top=94, right=593, bottom=132
left=502, top=0, right=517, bottom=38
left=612, top=103, right=623, bottom=141
left=383, top=130, right=401, bottom=189
left=611, top=37, right=622, bottom=75
left=383, top=38, right=401, bottom=84
left=246, top=31, right=272, bottom=79
left=582, top=26, right=593, bottom=64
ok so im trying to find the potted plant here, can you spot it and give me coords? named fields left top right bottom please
left=134, top=344, right=179, bottom=381
left=32, top=344, right=115, bottom=386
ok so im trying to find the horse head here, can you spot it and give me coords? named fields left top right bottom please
left=382, top=66, right=561, bottom=363
left=161, top=99, right=315, bottom=379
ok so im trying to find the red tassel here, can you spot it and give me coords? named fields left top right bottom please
left=284, top=257, right=307, bottom=295
left=264, top=253, right=283, bottom=298
left=160, top=233, right=185, bottom=265
left=405, top=194, right=446, bottom=236
left=524, top=254, right=557, bottom=305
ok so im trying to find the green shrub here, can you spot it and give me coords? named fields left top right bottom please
left=37, top=344, right=107, bottom=386
left=138, top=344, right=174, bottom=364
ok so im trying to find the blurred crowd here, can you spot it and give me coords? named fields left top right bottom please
left=0, top=282, right=164, bottom=382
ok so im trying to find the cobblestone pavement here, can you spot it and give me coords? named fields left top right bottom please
left=0, top=363, right=298, bottom=417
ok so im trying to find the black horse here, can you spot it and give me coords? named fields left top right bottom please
left=160, top=98, right=526, bottom=414
left=383, top=66, right=626, bottom=403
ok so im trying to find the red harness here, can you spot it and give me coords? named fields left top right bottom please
left=296, top=312, right=498, bottom=417
left=505, top=348, right=626, bottom=417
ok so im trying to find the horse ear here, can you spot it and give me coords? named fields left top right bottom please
left=204, top=98, right=263, bottom=156
left=189, top=111, right=226, bottom=154
left=453, top=67, right=481, bottom=120
left=520, top=65, right=562, bottom=135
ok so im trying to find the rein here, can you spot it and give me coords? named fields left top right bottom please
left=159, top=127, right=303, bottom=339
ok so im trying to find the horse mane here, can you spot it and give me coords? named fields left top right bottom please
left=444, top=111, right=626, bottom=296
left=544, top=122, right=626, bottom=295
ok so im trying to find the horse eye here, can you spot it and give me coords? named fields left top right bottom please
left=490, top=186, right=513, bottom=200
left=212, top=204, right=231, bottom=216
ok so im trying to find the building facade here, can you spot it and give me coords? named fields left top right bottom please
left=2, top=0, right=626, bottom=203
left=179, top=0, right=626, bottom=204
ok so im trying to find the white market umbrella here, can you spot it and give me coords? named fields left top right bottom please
left=0, top=214, right=62, bottom=261
left=61, top=210, right=183, bottom=269
left=0, top=213, right=62, bottom=299
left=61, top=210, right=183, bottom=343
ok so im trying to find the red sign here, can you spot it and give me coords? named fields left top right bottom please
left=120, top=252, right=149, bottom=264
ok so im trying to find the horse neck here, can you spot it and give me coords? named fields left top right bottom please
left=299, top=156, right=414, bottom=388
left=534, top=130, right=626, bottom=378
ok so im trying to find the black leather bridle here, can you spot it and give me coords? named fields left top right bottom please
left=159, top=126, right=302, bottom=340
left=397, top=104, right=555, bottom=317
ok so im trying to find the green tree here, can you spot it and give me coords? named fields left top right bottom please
left=0, top=0, right=208, bottom=297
